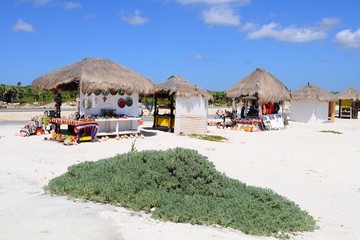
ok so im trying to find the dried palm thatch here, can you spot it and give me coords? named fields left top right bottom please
left=337, top=87, right=360, bottom=100
left=32, top=58, right=154, bottom=95
left=225, top=68, right=290, bottom=102
left=291, top=84, right=337, bottom=102
left=153, top=76, right=213, bottom=100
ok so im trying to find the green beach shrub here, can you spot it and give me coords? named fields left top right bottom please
left=319, top=130, right=343, bottom=134
left=189, top=134, right=228, bottom=142
left=45, top=147, right=316, bottom=238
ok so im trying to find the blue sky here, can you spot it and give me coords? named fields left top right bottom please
left=1, top=0, right=360, bottom=92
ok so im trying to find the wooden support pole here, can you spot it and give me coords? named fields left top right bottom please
left=258, top=100, right=262, bottom=117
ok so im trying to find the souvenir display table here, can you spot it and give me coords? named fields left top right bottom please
left=231, top=118, right=264, bottom=131
left=213, top=114, right=285, bottom=132
left=95, top=117, right=141, bottom=136
left=50, top=118, right=99, bottom=143
left=259, top=114, right=285, bottom=130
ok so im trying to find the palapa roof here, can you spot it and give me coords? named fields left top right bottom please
left=32, top=57, right=154, bottom=95
left=291, top=84, right=337, bottom=102
left=153, top=75, right=213, bottom=100
left=225, top=68, right=291, bottom=102
left=337, top=87, right=360, bottom=100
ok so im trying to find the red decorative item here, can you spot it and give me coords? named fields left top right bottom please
left=118, top=98, right=126, bottom=108
left=138, top=119, right=143, bottom=125
left=103, top=96, right=107, bottom=102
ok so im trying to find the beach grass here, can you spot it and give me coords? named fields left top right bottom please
left=189, top=134, right=228, bottom=142
left=319, top=130, right=343, bottom=134
left=45, top=147, right=316, bottom=238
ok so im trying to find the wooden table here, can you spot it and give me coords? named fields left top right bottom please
left=50, top=118, right=99, bottom=143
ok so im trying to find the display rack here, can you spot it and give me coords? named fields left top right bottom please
left=50, top=118, right=99, bottom=143
left=153, top=94, right=175, bottom=132
left=340, top=106, right=352, bottom=119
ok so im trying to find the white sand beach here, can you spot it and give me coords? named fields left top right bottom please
left=0, top=111, right=359, bottom=240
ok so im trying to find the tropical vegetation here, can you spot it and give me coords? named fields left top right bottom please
left=0, top=84, right=228, bottom=107
left=46, top=147, right=316, bottom=238
left=0, top=83, right=76, bottom=104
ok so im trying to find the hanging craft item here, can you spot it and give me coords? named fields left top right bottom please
left=118, top=89, right=125, bottom=95
left=83, top=99, right=92, bottom=109
left=102, top=90, right=109, bottom=96
left=109, top=89, right=117, bottom=95
left=94, top=89, right=101, bottom=95
left=82, top=89, right=92, bottom=95
left=125, top=89, right=133, bottom=96
left=125, top=97, right=133, bottom=107
left=118, top=98, right=126, bottom=108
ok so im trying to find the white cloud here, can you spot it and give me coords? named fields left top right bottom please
left=334, top=29, right=360, bottom=48
left=319, top=18, right=341, bottom=29
left=177, top=0, right=248, bottom=27
left=120, top=10, right=149, bottom=25
left=62, top=2, right=83, bottom=9
left=246, top=23, right=325, bottom=42
left=239, top=22, right=257, bottom=32
left=13, top=19, right=35, bottom=32
left=187, top=54, right=204, bottom=60
left=202, top=5, right=240, bottom=26
left=177, top=0, right=249, bottom=5
left=245, top=18, right=341, bottom=42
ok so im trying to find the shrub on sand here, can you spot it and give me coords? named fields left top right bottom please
left=45, top=148, right=316, bottom=238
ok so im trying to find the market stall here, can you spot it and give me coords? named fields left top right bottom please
left=32, top=57, right=154, bottom=142
left=152, top=76, right=212, bottom=135
left=337, top=87, right=360, bottom=119
left=79, top=88, right=142, bottom=135
left=290, top=83, right=337, bottom=123
left=225, top=68, right=291, bottom=131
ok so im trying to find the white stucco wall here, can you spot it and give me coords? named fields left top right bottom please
left=174, top=96, right=208, bottom=135
left=290, top=100, right=329, bottom=123
left=79, top=91, right=139, bottom=117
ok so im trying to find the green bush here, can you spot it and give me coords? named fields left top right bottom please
left=45, top=148, right=316, bottom=238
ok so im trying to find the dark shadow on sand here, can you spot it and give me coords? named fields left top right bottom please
left=140, top=128, right=158, bottom=137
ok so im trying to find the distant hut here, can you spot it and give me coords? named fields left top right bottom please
left=290, top=84, right=337, bottom=123
left=337, top=87, right=360, bottom=119
left=32, top=57, right=154, bottom=118
left=153, top=76, right=213, bottom=135
left=225, top=68, right=291, bottom=117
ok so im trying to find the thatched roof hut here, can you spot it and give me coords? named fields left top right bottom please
left=225, top=68, right=290, bottom=102
left=32, top=57, right=154, bottom=95
left=153, top=76, right=212, bottom=135
left=291, top=84, right=337, bottom=102
left=336, top=87, right=360, bottom=119
left=337, top=87, right=360, bottom=100
left=290, top=84, right=336, bottom=123
left=153, top=76, right=213, bottom=100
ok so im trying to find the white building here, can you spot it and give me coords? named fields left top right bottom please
left=290, top=84, right=336, bottom=123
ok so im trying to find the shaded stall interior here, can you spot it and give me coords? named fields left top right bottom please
left=152, top=91, right=175, bottom=132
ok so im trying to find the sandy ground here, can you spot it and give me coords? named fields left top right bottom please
left=0, top=110, right=360, bottom=240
